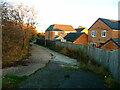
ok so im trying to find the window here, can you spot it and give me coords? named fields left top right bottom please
left=102, top=30, right=106, bottom=37
left=61, top=31, right=64, bottom=35
left=90, top=43, right=97, bottom=47
left=55, top=31, right=58, bottom=35
left=92, top=31, right=96, bottom=37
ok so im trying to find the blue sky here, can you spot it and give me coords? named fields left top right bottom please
left=7, top=0, right=118, bottom=32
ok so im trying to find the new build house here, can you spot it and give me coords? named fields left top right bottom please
left=45, top=24, right=76, bottom=40
left=88, top=18, right=120, bottom=47
left=75, top=27, right=88, bottom=35
left=64, top=32, right=88, bottom=45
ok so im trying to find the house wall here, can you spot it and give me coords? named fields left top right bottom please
left=55, top=41, right=120, bottom=83
left=100, top=40, right=120, bottom=51
left=45, top=31, right=54, bottom=40
left=74, top=34, right=88, bottom=45
left=88, top=19, right=112, bottom=46
left=45, top=31, right=76, bottom=40
left=112, top=30, right=120, bottom=38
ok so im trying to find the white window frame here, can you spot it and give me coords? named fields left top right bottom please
left=55, top=31, right=58, bottom=35
left=102, top=30, right=106, bottom=37
left=92, top=31, right=96, bottom=37
left=61, top=31, right=64, bottom=35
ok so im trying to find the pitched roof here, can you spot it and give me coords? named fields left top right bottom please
left=88, top=18, right=120, bottom=30
left=112, top=38, right=120, bottom=45
left=75, top=28, right=85, bottom=32
left=99, top=38, right=120, bottom=48
left=46, top=24, right=76, bottom=31
left=64, top=32, right=85, bottom=42
left=100, top=18, right=120, bottom=30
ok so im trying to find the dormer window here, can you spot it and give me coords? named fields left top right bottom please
left=92, top=31, right=96, bottom=37
left=102, top=30, right=106, bottom=37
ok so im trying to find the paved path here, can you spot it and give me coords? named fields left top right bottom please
left=20, top=43, right=106, bottom=88
left=2, top=44, right=52, bottom=76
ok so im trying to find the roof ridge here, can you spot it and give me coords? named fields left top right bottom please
left=99, top=18, right=117, bottom=22
left=98, top=18, right=119, bottom=30
left=99, top=38, right=120, bottom=48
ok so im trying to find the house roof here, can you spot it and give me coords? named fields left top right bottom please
left=99, top=38, right=120, bottom=48
left=88, top=18, right=120, bottom=30
left=75, top=28, right=85, bottom=32
left=46, top=24, right=76, bottom=32
left=64, top=32, right=85, bottom=42
left=112, top=38, right=120, bottom=45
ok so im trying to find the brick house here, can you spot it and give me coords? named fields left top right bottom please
left=45, top=24, right=76, bottom=40
left=64, top=32, right=88, bottom=45
left=75, top=27, right=88, bottom=35
left=88, top=18, right=120, bottom=47
left=53, top=36, right=64, bottom=41
left=99, top=38, right=120, bottom=51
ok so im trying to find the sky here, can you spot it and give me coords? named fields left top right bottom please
left=7, top=0, right=118, bottom=32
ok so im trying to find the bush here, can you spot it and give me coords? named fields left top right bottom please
left=2, top=22, right=37, bottom=67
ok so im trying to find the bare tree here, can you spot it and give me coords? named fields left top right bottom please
left=1, top=1, right=38, bottom=49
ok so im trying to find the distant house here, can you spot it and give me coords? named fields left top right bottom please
left=45, top=24, right=76, bottom=40
left=75, top=28, right=85, bottom=32
left=99, top=38, right=120, bottom=51
left=64, top=32, right=88, bottom=45
left=53, top=36, right=65, bottom=42
left=88, top=18, right=120, bottom=47
left=75, top=26, right=88, bottom=35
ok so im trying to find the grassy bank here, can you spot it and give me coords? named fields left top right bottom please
left=35, top=42, right=120, bottom=88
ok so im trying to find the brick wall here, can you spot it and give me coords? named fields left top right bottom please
left=46, top=31, right=76, bottom=40
left=112, top=30, right=120, bottom=38
left=74, top=33, right=88, bottom=45
left=45, top=31, right=67, bottom=40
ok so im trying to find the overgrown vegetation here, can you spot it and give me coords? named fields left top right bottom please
left=2, top=74, right=28, bottom=88
left=35, top=41, right=120, bottom=88
left=1, top=1, right=38, bottom=67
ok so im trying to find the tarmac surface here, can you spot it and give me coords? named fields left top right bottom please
left=19, top=43, right=106, bottom=88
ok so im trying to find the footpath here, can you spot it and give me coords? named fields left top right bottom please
left=2, top=44, right=52, bottom=76
left=20, top=43, right=106, bottom=88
